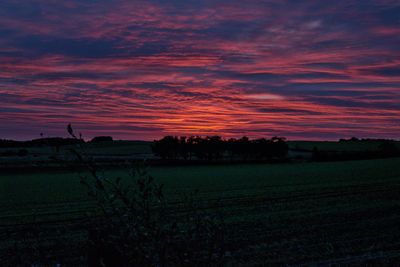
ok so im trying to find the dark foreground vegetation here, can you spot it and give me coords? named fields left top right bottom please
left=2, top=158, right=400, bottom=266
left=79, top=164, right=226, bottom=267
left=2, top=128, right=228, bottom=267
left=1, top=129, right=400, bottom=266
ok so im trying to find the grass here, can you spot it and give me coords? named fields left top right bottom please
left=1, top=158, right=400, bottom=221
left=288, top=140, right=400, bottom=152
left=0, top=140, right=152, bottom=156
left=1, top=157, right=400, bottom=265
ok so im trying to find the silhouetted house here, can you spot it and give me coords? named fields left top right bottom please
left=90, top=136, right=113, bottom=143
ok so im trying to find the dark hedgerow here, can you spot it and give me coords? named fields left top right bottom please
left=152, top=135, right=289, bottom=161
left=68, top=125, right=227, bottom=267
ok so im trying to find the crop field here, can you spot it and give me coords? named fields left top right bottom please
left=0, top=141, right=154, bottom=166
left=288, top=140, right=400, bottom=152
left=2, top=157, right=400, bottom=265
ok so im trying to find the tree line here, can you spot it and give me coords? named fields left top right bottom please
left=312, top=141, right=400, bottom=161
left=339, top=137, right=397, bottom=142
left=152, top=136, right=289, bottom=161
left=0, top=136, right=113, bottom=148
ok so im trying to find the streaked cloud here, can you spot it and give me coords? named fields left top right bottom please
left=0, top=0, right=399, bottom=140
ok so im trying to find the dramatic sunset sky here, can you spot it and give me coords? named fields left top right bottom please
left=1, top=0, right=399, bottom=140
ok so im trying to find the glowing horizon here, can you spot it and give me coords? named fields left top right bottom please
left=1, top=1, right=400, bottom=141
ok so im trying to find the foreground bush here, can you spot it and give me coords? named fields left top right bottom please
left=69, top=125, right=227, bottom=266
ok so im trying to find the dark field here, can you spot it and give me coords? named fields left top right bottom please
left=2, top=154, right=400, bottom=265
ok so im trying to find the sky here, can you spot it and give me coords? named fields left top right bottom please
left=1, top=0, right=400, bottom=141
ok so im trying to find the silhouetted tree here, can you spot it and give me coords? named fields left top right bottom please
left=178, top=136, right=189, bottom=160
left=270, top=136, right=289, bottom=158
left=152, top=135, right=289, bottom=161
left=206, top=136, right=224, bottom=160
left=152, top=136, right=180, bottom=160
